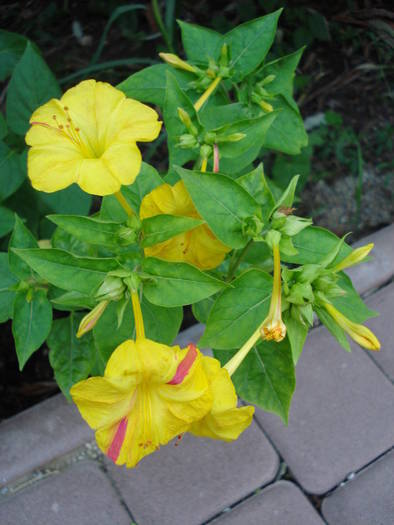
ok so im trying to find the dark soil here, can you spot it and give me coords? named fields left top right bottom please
left=1, top=0, right=393, bottom=419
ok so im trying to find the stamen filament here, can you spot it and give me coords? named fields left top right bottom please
left=131, top=291, right=145, bottom=340
left=194, top=76, right=222, bottom=112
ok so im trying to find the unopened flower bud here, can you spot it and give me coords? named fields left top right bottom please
left=200, top=144, right=212, bottom=160
left=216, top=132, right=246, bottom=143
left=178, top=134, right=198, bottom=149
left=219, top=43, right=229, bottom=67
left=77, top=300, right=109, bottom=338
left=95, top=276, right=125, bottom=301
left=259, top=100, right=274, bottom=113
left=159, top=52, right=197, bottom=73
left=260, top=74, right=276, bottom=86
left=331, top=243, right=374, bottom=272
left=177, top=108, right=199, bottom=136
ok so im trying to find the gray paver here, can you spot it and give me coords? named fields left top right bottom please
left=347, top=224, right=394, bottom=295
left=105, top=421, right=279, bottom=525
left=0, top=461, right=131, bottom=525
left=254, top=320, right=394, bottom=495
left=0, top=394, right=93, bottom=487
left=212, top=481, right=325, bottom=525
left=362, top=282, right=394, bottom=381
left=322, top=449, right=394, bottom=525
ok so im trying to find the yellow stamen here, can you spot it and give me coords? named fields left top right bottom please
left=323, top=302, right=380, bottom=351
left=332, top=243, right=374, bottom=272
left=260, top=243, right=286, bottom=342
left=115, top=191, right=135, bottom=217
left=131, top=291, right=145, bottom=340
left=194, top=76, right=222, bottom=112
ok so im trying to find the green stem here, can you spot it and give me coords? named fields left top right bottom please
left=152, top=0, right=174, bottom=52
left=226, top=240, right=253, bottom=281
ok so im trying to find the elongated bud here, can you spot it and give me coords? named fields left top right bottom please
left=177, top=107, right=199, bottom=136
left=194, top=76, right=222, bottom=112
left=331, top=243, right=374, bottom=272
left=260, top=74, right=276, bottom=86
left=216, top=132, right=246, bottom=143
left=219, top=43, right=228, bottom=67
left=323, top=302, right=380, bottom=351
left=159, top=52, right=197, bottom=73
left=260, top=243, right=286, bottom=342
left=259, top=100, right=274, bottom=113
left=77, top=300, right=109, bottom=338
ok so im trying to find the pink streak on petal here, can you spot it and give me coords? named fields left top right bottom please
left=167, top=344, right=198, bottom=385
left=107, top=417, right=128, bottom=462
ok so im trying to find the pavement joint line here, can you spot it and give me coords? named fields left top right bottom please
left=321, top=445, right=394, bottom=499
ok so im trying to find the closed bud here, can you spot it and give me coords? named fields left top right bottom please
left=216, top=132, right=246, bottom=143
left=260, top=74, right=276, bottom=86
left=200, top=144, right=212, bottom=160
left=331, top=243, right=374, bottom=272
left=259, top=100, right=274, bottom=113
left=95, top=276, right=125, bottom=301
left=77, top=300, right=109, bottom=338
left=178, top=134, right=198, bottom=149
left=159, top=53, right=197, bottom=73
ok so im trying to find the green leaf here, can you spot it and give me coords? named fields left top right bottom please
left=216, top=337, right=295, bottom=424
left=315, top=305, right=351, bottom=352
left=8, top=214, right=38, bottom=280
left=48, top=215, right=134, bottom=248
left=12, top=248, right=120, bottom=295
left=226, top=9, right=282, bottom=80
left=237, top=164, right=275, bottom=220
left=93, top=298, right=183, bottom=364
left=0, top=30, right=28, bottom=81
left=284, top=313, right=308, bottom=364
left=0, top=142, right=26, bottom=201
left=272, top=146, right=312, bottom=192
left=118, top=64, right=192, bottom=107
left=0, top=206, right=15, bottom=237
left=141, top=257, right=226, bottom=307
left=100, top=163, right=163, bottom=221
left=191, top=296, right=216, bottom=324
left=274, top=174, right=299, bottom=211
left=281, top=226, right=352, bottom=265
left=6, top=42, right=61, bottom=135
left=141, top=214, right=204, bottom=248
left=201, top=269, right=272, bottom=349
left=47, top=312, right=96, bottom=398
left=164, top=72, right=199, bottom=169
left=332, top=273, right=378, bottom=324
left=0, top=252, right=18, bottom=323
left=262, top=96, right=308, bottom=155
left=258, top=47, right=305, bottom=111
left=12, top=288, right=52, bottom=370
left=0, top=113, right=7, bottom=139
left=218, top=113, right=276, bottom=159
left=178, top=20, right=223, bottom=65
left=37, top=185, right=91, bottom=216
left=177, top=166, right=261, bottom=249
left=49, top=289, right=96, bottom=311
left=199, top=103, right=248, bottom=129
left=51, top=226, right=93, bottom=257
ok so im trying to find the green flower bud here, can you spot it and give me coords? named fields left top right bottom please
left=242, top=215, right=264, bottom=238
left=200, top=144, right=212, bottom=160
left=95, top=276, right=126, bottom=301
left=178, top=134, right=198, bottom=149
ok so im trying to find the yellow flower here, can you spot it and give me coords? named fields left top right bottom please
left=25, top=79, right=161, bottom=196
left=70, top=340, right=212, bottom=467
left=140, top=180, right=230, bottom=270
left=323, top=302, right=380, bottom=351
left=190, top=354, right=254, bottom=441
left=260, top=243, right=286, bottom=342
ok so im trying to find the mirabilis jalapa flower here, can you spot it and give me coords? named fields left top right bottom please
left=71, top=291, right=253, bottom=467
left=25, top=80, right=161, bottom=196
left=140, top=180, right=230, bottom=270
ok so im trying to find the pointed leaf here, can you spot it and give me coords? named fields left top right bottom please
left=0, top=142, right=26, bottom=201
left=9, top=215, right=38, bottom=280
left=141, top=214, right=204, bottom=247
left=0, top=252, right=18, bottom=323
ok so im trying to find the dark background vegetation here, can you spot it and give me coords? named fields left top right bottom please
left=1, top=0, right=393, bottom=417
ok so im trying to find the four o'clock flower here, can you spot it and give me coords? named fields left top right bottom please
left=260, top=242, right=287, bottom=342
left=25, top=80, right=161, bottom=196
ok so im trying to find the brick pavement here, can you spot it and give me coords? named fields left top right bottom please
left=0, top=225, right=393, bottom=524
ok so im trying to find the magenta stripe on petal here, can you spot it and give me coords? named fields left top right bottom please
left=167, top=344, right=198, bottom=385
left=107, top=417, right=128, bottom=462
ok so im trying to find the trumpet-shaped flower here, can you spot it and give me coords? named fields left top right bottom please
left=261, top=243, right=286, bottom=342
left=25, top=80, right=161, bottom=196
left=190, top=354, right=254, bottom=441
left=323, top=302, right=380, bottom=351
left=70, top=339, right=212, bottom=467
left=140, top=180, right=230, bottom=270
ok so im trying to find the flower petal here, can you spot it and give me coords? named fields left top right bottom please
left=101, top=142, right=142, bottom=186
left=27, top=146, right=81, bottom=192
left=77, top=158, right=120, bottom=195
left=70, top=376, right=136, bottom=429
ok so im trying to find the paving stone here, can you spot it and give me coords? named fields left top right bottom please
left=322, top=449, right=394, bottom=525
left=105, top=421, right=279, bottom=525
left=0, top=394, right=93, bottom=487
left=362, top=282, right=394, bottom=381
left=212, top=481, right=324, bottom=525
left=0, top=461, right=131, bottom=525
left=254, top=321, right=394, bottom=495
left=347, top=224, right=394, bottom=295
